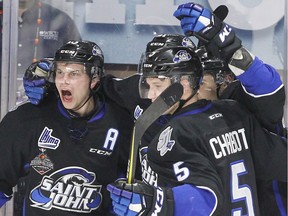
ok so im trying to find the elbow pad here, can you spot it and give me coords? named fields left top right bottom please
left=228, top=47, right=255, bottom=76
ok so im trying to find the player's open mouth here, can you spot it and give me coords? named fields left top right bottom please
left=62, top=90, right=72, bottom=102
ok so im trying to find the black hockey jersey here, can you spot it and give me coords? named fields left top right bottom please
left=0, top=94, right=133, bottom=215
left=141, top=99, right=287, bottom=215
left=220, top=57, right=287, bottom=216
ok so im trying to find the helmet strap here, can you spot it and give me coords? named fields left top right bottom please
left=175, top=88, right=198, bottom=113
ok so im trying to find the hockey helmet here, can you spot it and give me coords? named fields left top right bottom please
left=138, top=46, right=203, bottom=98
left=51, top=40, right=104, bottom=79
left=146, top=34, right=196, bottom=52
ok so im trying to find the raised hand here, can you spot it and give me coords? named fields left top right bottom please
left=23, top=58, right=53, bottom=105
left=107, top=180, right=173, bottom=216
left=174, top=2, right=241, bottom=60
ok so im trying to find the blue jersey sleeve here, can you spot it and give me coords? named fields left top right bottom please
left=237, top=57, right=283, bottom=96
left=172, top=184, right=217, bottom=215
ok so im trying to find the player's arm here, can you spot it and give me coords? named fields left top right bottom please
left=173, top=2, right=284, bottom=96
left=229, top=47, right=284, bottom=94
left=173, top=2, right=285, bottom=133
left=102, top=74, right=151, bottom=116
left=0, top=116, right=19, bottom=208
left=232, top=49, right=285, bottom=133
left=107, top=180, right=217, bottom=216
left=0, top=108, right=37, bottom=206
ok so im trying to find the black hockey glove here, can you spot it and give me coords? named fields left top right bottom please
left=107, top=180, right=174, bottom=216
left=173, top=2, right=242, bottom=60
left=23, top=58, right=53, bottom=105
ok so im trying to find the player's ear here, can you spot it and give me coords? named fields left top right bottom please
left=90, top=75, right=100, bottom=89
left=180, top=78, right=193, bottom=99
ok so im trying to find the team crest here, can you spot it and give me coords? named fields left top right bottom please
left=173, top=50, right=191, bottom=63
left=30, top=148, right=54, bottom=175
left=30, top=167, right=102, bottom=213
left=157, top=126, right=175, bottom=156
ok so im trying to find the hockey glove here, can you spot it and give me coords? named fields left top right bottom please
left=23, top=58, right=53, bottom=105
left=107, top=180, right=174, bottom=216
left=173, top=2, right=242, bottom=60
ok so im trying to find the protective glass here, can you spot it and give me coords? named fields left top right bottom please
left=139, top=75, right=172, bottom=99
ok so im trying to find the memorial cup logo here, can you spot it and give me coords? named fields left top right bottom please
left=30, top=167, right=102, bottom=213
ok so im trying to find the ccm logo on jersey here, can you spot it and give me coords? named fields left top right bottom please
left=209, top=113, right=223, bottom=120
left=89, top=148, right=112, bottom=156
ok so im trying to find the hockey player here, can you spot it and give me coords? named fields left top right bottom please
left=107, top=45, right=287, bottom=216
left=0, top=40, right=133, bottom=215
left=173, top=2, right=287, bottom=215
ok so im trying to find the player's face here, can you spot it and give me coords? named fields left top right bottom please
left=197, top=73, right=218, bottom=101
left=146, top=77, right=172, bottom=102
left=55, top=62, right=97, bottom=115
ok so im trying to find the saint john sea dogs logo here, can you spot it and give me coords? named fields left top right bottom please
left=30, top=167, right=102, bottom=213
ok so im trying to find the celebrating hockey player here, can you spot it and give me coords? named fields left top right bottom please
left=173, top=2, right=287, bottom=215
left=0, top=40, right=133, bottom=215
left=107, top=44, right=287, bottom=216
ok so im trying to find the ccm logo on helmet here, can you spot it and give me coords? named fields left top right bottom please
left=60, top=50, right=76, bottom=54
left=150, top=42, right=165, bottom=47
left=144, top=63, right=153, bottom=68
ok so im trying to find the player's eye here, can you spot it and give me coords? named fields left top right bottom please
left=70, top=70, right=81, bottom=77
left=56, top=69, right=63, bottom=75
